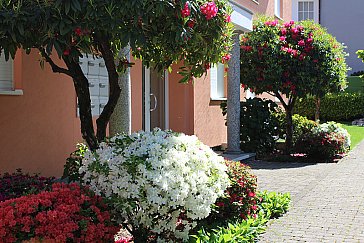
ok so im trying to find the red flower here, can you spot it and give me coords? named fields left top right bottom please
left=63, top=49, right=70, bottom=56
left=222, top=54, right=231, bottom=63
left=74, top=27, right=82, bottom=36
left=216, top=202, right=225, bottom=207
left=187, top=19, right=195, bottom=28
left=298, top=40, right=305, bottom=46
left=181, top=2, right=191, bottom=18
left=279, top=36, right=286, bottom=42
left=225, top=14, right=231, bottom=23
left=248, top=192, right=256, bottom=197
left=281, top=28, right=287, bottom=35
left=200, top=2, right=218, bottom=20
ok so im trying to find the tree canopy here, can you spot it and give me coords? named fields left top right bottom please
left=240, top=17, right=348, bottom=151
left=0, top=0, right=233, bottom=149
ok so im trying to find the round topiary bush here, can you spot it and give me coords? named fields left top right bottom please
left=80, top=128, right=230, bottom=242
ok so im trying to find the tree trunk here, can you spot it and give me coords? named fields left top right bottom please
left=315, top=96, right=321, bottom=122
left=285, top=108, right=294, bottom=154
left=95, top=36, right=122, bottom=142
left=109, top=45, right=131, bottom=136
left=64, top=58, right=99, bottom=151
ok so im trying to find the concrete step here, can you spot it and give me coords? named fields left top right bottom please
left=215, top=151, right=256, bottom=163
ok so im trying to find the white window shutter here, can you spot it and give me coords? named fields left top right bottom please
left=210, top=63, right=226, bottom=99
left=0, top=54, right=13, bottom=91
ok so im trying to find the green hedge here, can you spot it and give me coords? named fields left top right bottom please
left=346, top=76, right=364, bottom=93
left=294, top=92, right=364, bottom=121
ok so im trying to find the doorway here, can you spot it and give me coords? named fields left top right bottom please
left=143, top=67, right=169, bottom=132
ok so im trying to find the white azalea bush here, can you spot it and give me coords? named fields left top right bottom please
left=314, top=122, right=351, bottom=149
left=80, top=128, right=230, bottom=242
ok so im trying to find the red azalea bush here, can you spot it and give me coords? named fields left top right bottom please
left=295, top=122, right=350, bottom=161
left=0, top=183, right=119, bottom=243
left=212, top=161, right=259, bottom=221
left=0, top=170, right=55, bottom=202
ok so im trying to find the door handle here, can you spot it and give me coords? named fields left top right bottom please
left=150, top=93, right=157, bottom=112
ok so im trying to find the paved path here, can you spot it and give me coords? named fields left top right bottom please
left=246, top=141, right=364, bottom=243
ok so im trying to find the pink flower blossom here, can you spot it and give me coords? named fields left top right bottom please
left=306, top=38, right=313, bottom=44
left=291, top=28, right=299, bottom=34
left=200, top=2, right=218, bottom=20
left=290, top=20, right=295, bottom=25
left=222, top=54, right=231, bottom=63
left=281, top=28, right=287, bottom=35
left=279, top=36, right=286, bottom=41
left=298, top=40, right=305, bottom=46
left=181, top=2, right=191, bottom=18
left=225, top=14, right=231, bottom=23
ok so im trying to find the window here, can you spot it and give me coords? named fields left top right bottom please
left=0, top=53, right=13, bottom=91
left=210, top=63, right=226, bottom=100
left=292, top=0, right=319, bottom=23
left=298, top=1, right=314, bottom=21
left=275, top=0, right=281, bottom=18
left=77, top=55, right=109, bottom=117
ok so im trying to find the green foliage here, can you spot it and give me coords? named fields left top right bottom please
left=257, top=191, right=291, bottom=219
left=346, top=76, right=364, bottom=93
left=62, top=143, right=88, bottom=182
left=0, top=0, right=233, bottom=81
left=207, top=161, right=258, bottom=222
left=191, top=191, right=291, bottom=242
left=221, top=98, right=280, bottom=155
left=274, top=111, right=318, bottom=144
left=294, top=93, right=364, bottom=121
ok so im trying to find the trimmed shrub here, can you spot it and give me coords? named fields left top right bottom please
left=211, top=161, right=259, bottom=221
left=0, top=170, right=54, bottom=202
left=294, top=93, right=364, bottom=121
left=275, top=112, right=318, bottom=144
left=0, top=183, right=119, bottom=242
left=80, top=129, right=230, bottom=242
left=295, top=122, right=351, bottom=161
left=221, top=98, right=280, bottom=155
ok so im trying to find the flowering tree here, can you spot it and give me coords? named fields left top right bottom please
left=0, top=0, right=233, bottom=150
left=240, top=17, right=348, bottom=152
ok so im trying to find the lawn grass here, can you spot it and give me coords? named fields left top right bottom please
left=340, top=122, right=364, bottom=149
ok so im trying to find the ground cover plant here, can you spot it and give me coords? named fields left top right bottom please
left=191, top=191, right=291, bottom=242
left=240, top=17, right=348, bottom=153
left=0, top=183, right=119, bottom=242
left=0, top=170, right=55, bottom=202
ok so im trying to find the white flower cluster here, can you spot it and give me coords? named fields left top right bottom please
left=313, top=122, right=351, bottom=149
left=80, top=128, right=230, bottom=241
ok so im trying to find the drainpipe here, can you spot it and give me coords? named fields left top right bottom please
left=109, top=45, right=132, bottom=136
left=226, top=31, right=242, bottom=154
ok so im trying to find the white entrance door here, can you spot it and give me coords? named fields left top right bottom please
left=144, top=67, right=169, bottom=132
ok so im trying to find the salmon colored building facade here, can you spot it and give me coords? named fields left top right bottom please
left=0, top=0, right=292, bottom=176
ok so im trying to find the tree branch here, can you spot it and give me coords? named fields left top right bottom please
left=39, top=48, right=72, bottom=76
left=274, top=91, right=288, bottom=110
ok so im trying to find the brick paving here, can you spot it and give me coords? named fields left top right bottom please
left=246, top=141, right=364, bottom=243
